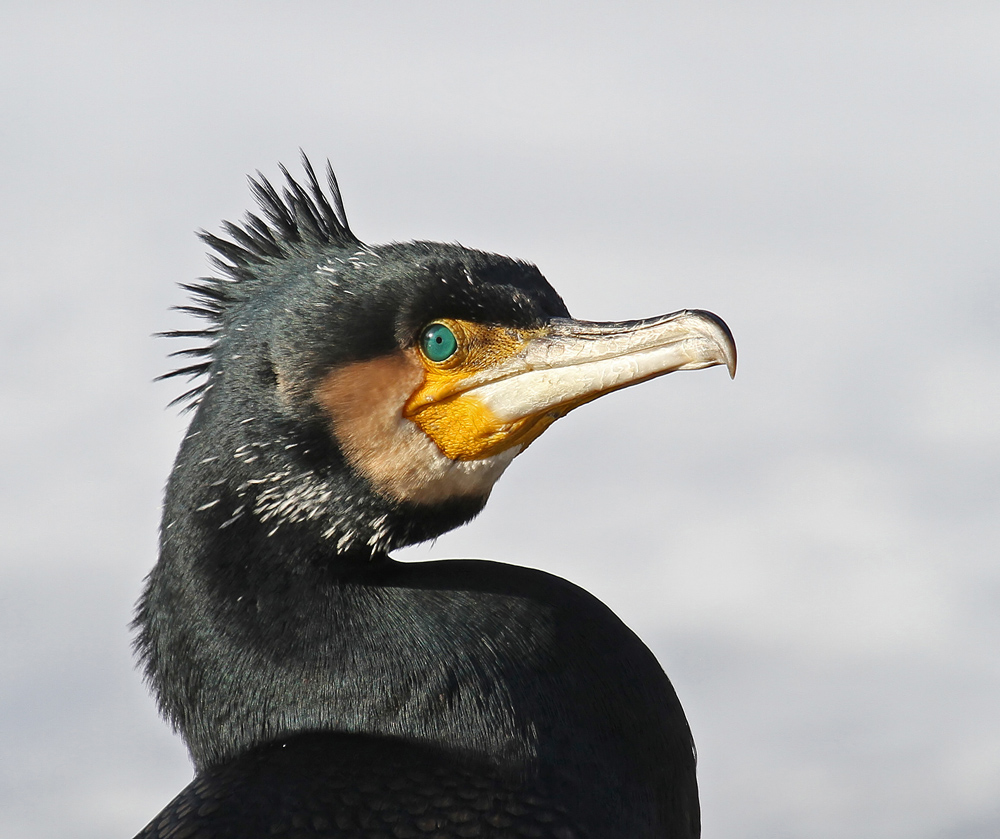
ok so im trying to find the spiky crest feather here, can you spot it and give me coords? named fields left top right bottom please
left=159, top=155, right=360, bottom=408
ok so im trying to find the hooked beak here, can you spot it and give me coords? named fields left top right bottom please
left=405, top=309, right=736, bottom=461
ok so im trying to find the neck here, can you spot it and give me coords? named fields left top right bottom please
left=134, top=454, right=693, bottom=838
left=135, top=473, right=541, bottom=770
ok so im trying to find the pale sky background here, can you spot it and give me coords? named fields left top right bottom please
left=2, top=3, right=998, bottom=837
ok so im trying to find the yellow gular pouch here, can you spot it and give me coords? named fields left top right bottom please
left=404, top=319, right=554, bottom=462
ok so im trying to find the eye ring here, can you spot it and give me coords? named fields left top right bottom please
left=420, top=322, right=459, bottom=363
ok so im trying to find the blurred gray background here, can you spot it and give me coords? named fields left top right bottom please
left=2, top=2, right=998, bottom=837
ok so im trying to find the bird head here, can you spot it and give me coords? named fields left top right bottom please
left=162, top=158, right=735, bottom=559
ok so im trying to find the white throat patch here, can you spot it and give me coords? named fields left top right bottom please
left=314, top=353, right=519, bottom=506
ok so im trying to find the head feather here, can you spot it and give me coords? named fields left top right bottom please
left=159, top=155, right=361, bottom=408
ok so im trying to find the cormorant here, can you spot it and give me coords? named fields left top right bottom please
left=133, top=158, right=736, bottom=839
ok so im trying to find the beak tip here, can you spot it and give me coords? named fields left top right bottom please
left=688, top=308, right=737, bottom=380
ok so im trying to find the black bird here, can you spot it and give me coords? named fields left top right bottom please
left=133, top=158, right=736, bottom=839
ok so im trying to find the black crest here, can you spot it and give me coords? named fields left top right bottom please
left=160, top=155, right=361, bottom=408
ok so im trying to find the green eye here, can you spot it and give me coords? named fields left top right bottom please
left=420, top=322, right=458, bottom=362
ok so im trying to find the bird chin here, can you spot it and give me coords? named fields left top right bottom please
left=362, top=415, right=522, bottom=507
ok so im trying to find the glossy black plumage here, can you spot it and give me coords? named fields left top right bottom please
left=133, top=159, right=708, bottom=838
